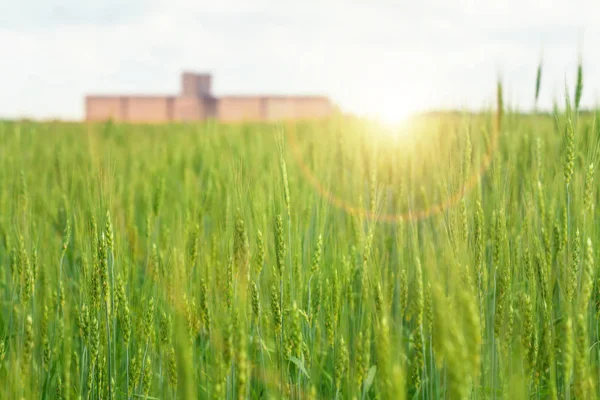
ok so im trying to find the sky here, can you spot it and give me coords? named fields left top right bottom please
left=1, top=0, right=599, bottom=122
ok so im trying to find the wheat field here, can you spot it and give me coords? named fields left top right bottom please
left=1, top=68, right=600, bottom=399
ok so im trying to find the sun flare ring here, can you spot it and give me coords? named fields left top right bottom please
left=285, top=116, right=499, bottom=223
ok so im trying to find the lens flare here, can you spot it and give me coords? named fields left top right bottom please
left=285, top=115, right=499, bottom=223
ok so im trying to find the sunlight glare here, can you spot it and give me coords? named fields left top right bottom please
left=373, top=106, right=418, bottom=140
left=362, top=93, right=422, bottom=140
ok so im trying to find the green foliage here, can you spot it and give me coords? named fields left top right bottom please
left=0, top=96, right=599, bottom=399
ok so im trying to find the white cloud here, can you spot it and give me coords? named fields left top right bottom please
left=0, top=0, right=599, bottom=121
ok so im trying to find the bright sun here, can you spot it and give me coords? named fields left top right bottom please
left=377, top=104, right=415, bottom=126
left=371, top=101, right=419, bottom=138
left=353, top=92, right=423, bottom=138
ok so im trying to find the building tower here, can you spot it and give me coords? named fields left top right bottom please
left=181, top=72, right=212, bottom=97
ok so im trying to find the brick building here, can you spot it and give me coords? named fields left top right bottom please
left=85, top=72, right=333, bottom=123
